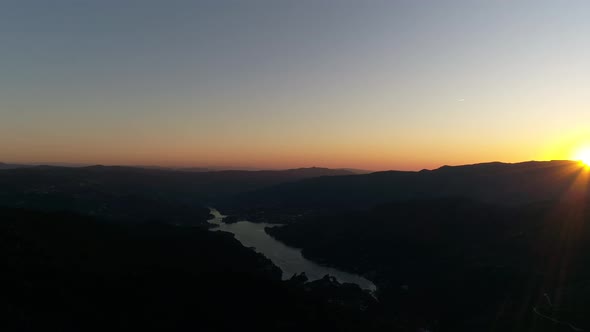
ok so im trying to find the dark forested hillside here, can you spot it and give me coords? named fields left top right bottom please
left=1, top=208, right=389, bottom=331
left=267, top=197, right=590, bottom=331
left=5, top=161, right=590, bottom=331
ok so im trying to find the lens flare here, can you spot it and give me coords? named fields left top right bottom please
left=574, top=147, right=590, bottom=166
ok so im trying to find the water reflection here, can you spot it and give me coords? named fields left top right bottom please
left=208, top=208, right=376, bottom=292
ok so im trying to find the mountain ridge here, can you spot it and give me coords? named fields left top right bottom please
left=227, top=160, right=587, bottom=212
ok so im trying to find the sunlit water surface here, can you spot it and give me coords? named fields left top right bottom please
left=208, top=208, right=376, bottom=292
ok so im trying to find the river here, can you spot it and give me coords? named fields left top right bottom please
left=208, top=208, right=376, bottom=292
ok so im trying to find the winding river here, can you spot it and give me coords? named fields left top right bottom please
left=208, top=208, right=376, bottom=292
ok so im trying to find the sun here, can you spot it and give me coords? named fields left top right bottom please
left=574, top=147, right=590, bottom=166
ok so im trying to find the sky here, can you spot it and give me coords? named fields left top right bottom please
left=1, top=0, right=589, bottom=171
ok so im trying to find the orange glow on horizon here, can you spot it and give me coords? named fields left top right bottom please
left=4, top=134, right=590, bottom=171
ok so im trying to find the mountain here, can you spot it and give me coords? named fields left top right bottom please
left=228, top=161, right=588, bottom=214
left=243, top=160, right=590, bottom=330
left=177, top=167, right=212, bottom=172
left=0, top=166, right=355, bottom=224
left=0, top=162, right=29, bottom=170
left=0, top=165, right=356, bottom=198
left=335, top=168, right=373, bottom=174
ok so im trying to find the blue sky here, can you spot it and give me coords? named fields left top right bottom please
left=1, top=1, right=589, bottom=169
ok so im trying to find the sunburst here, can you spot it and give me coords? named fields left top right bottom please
left=574, top=147, right=590, bottom=166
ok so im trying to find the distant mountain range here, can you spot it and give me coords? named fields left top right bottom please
left=0, top=165, right=359, bottom=223
left=0, top=162, right=91, bottom=169
left=229, top=160, right=588, bottom=212
left=4, top=160, right=588, bottom=225
left=0, top=162, right=29, bottom=170
left=0, top=162, right=371, bottom=174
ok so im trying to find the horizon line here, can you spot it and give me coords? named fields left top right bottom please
left=1, top=159, right=580, bottom=173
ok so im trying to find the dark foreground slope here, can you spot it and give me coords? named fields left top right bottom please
left=0, top=209, right=390, bottom=331
left=268, top=197, right=590, bottom=331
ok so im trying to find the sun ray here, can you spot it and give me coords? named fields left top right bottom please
left=531, top=163, right=590, bottom=314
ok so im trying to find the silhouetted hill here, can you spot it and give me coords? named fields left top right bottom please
left=337, top=168, right=373, bottom=174
left=177, top=166, right=211, bottom=172
left=0, top=165, right=355, bottom=198
left=0, top=166, right=355, bottom=224
left=229, top=161, right=587, bottom=214
left=0, top=162, right=29, bottom=170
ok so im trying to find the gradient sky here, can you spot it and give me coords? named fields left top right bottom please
left=1, top=0, right=589, bottom=170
